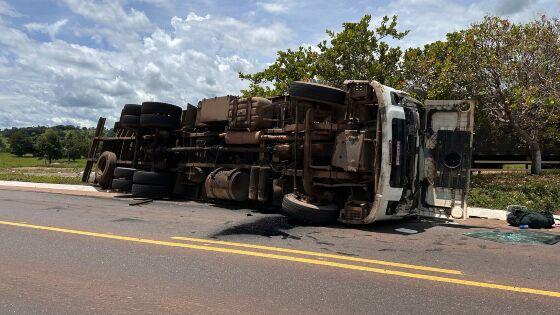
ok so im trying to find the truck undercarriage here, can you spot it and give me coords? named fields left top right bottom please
left=84, top=80, right=474, bottom=225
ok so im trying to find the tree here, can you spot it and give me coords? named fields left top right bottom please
left=403, top=16, right=560, bottom=175
left=0, top=136, right=6, bottom=152
left=315, top=15, right=408, bottom=88
left=240, top=14, right=408, bottom=96
left=240, top=46, right=318, bottom=97
left=8, top=130, right=33, bottom=156
left=34, top=129, right=63, bottom=164
left=63, top=129, right=90, bottom=161
left=462, top=16, right=560, bottom=174
left=402, top=32, right=469, bottom=100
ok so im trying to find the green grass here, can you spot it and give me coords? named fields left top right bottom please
left=0, top=173, right=83, bottom=185
left=469, top=170, right=560, bottom=214
left=0, top=152, right=86, bottom=169
left=0, top=152, right=85, bottom=185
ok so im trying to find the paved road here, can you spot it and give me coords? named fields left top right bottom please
left=0, top=189, right=558, bottom=314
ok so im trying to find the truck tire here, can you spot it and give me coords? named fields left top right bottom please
left=113, top=167, right=136, bottom=180
left=133, top=171, right=175, bottom=186
left=119, top=114, right=140, bottom=128
left=282, top=193, right=339, bottom=224
left=122, top=104, right=142, bottom=116
left=140, top=114, right=181, bottom=130
left=111, top=178, right=132, bottom=192
left=141, top=102, right=182, bottom=119
left=95, top=151, right=117, bottom=188
left=289, top=81, right=346, bottom=105
left=131, top=183, right=171, bottom=199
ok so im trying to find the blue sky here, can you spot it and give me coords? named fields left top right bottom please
left=0, top=0, right=558, bottom=128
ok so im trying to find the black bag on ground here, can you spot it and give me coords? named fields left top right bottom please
left=507, top=207, right=555, bottom=229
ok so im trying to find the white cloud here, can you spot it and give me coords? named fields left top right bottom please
left=60, top=0, right=154, bottom=48
left=494, top=0, right=539, bottom=15
left=371, top=0, right=560, bottom=48
left=61, top=0, right=152, bottom=30
left=1, top=0, right=558, bottom=128
left=257, top=1, right=293, bottom=13
left=24, top=19, right=68, bottom=40
left=0, top=0, right=21, bottom=17
left=0, top=7, right=293, bottom=128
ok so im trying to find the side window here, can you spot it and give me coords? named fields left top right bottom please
left=390, top=118, right=406, bottom=188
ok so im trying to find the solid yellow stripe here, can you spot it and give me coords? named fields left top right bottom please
left=172, top=236, right=462, bottom=275
left=1, top=219, right=559, bottom=298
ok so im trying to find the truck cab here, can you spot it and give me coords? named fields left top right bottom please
left=345, top=81, right=475, bottom=224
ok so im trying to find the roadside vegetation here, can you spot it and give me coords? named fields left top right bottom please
left=0, top=125, right=92, bottom=185
left=0, top=152, right=86, bottom=185
left=469, top=170, right=560, bottom=214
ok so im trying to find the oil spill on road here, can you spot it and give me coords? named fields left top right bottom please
left=211, top=216, right=301, bottom=240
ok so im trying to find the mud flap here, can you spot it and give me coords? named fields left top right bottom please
left=419, top=100, right=475, bottom=220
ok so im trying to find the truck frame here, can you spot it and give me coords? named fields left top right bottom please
left=84, top=80, right=474, bottom=225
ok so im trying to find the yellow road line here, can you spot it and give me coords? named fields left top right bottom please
left=1, top=219, right=559, bottom=298
left=172, top=236, right=462, bottom=275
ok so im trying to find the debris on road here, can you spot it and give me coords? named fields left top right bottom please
left=506, top=205, right=555, bottom=229
left=465, top=230, right=560, bottom=245
left=395, top=228, right=418, bottom=234
left=129, top=198, right=153, bottom=206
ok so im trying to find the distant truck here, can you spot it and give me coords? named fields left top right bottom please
left=85, top=80, right=474, bottom=225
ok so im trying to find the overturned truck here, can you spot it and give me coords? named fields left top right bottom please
left=84, top=80, right=474, bottom=225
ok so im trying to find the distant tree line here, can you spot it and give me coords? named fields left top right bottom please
left=240, top=15, right=560, bottom=175
left=1, top=125, right=94, bottom=164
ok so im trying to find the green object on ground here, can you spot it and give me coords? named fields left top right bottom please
left=465, top=230, right=560, bottom=245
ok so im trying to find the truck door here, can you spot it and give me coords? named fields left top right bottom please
left=419, top=100, right=475, bottom=219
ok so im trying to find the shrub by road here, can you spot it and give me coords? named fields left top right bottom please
left=469, top=170, right=560, bottom=214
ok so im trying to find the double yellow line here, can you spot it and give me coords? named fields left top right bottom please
left=1, top=219, right=559, bottom=298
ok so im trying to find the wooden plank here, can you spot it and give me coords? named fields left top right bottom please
left=82, top=117, right=106, bottom=182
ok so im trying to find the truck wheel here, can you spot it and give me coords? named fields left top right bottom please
left=122, top=104, right=142, bottom=116
left=282, top=193, right=339, bottom=225
left=141, top=102, right=182, bottom=119
left=95, top=151, right=117, bottom=188
left=111, top=179, right=132, bottom=192
left=131, top=184, right=171, bottom=199
left=113, top=167, right=136, bottom=180
left=133, top=171, right=175, bottom=186
left=140, top=114, right=181, bottom=130
left=119, top=114, right=140, bottom=128
left=289, top=81, right=346, bottom=105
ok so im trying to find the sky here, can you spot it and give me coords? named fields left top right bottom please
left=0, top=0, right=558, bottom=128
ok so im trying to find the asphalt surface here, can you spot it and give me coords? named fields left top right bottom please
left=0, top=188, right=559, bottom=314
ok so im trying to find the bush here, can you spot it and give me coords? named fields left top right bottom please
left=469, top=170, right=560, bottom=214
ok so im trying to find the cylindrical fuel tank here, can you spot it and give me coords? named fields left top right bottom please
left=205, top=168, right=250, bottom=201
left=224, top=131, right=261, bottom=145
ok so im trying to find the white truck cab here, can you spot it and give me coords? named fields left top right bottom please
left=341, top=81, right=475, bottom=224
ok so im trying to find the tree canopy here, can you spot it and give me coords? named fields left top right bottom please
left=403, top=16, right=560, bottom=174
left=34, top=129, right=64, bottom=164
left=239, top=15, right=408, bottom=96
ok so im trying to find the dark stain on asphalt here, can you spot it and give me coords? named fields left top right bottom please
left=211, top=216, right=301, bottom=240
left=112, top=217, right=145, bottom=223
left=426, top=248, right=444, bottom=252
